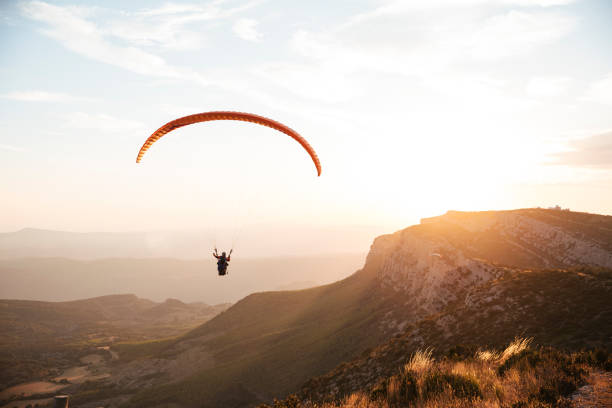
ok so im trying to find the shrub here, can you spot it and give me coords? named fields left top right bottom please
left=498, top=347, right=587, bottom=406
left=369, top=379, right=387, bottom=401
left=370, top=371, right=418, bottom=405
left=498, top=349, right=543, bottom=376
left=423, top=372, right=482, bottom=400
left=446, top=344, right=478, bottom=361
left=576, top=348, right=612, bottom=370
left=257, top=394, right=300, bottom=408
left=398, top=371, right=418, bottom=403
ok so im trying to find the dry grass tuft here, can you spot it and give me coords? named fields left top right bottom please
left=476, top=337, right=533, bottom=364
left=404, top=348, right=434, bottom=373
left=475, top=349, right=500, bottom=362
left=499, top=337, right=532, bottom=363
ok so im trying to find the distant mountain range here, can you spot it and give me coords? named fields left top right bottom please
left=0, top=225, right=385, bottom=259
left=93, top=208, right=612, bottom=408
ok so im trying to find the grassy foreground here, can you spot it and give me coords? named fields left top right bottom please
left=261, top=339, right=611, bottom=408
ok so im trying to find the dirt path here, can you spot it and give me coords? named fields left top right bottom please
left=571, top=370, right=612, bottom=408
left=0, top=398, right=53, bottom=408
left=0, top=381, right=66, bottom=400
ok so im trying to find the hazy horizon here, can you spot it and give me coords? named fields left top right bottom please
left=0, top=223, right=386, bottom=258
left=0, top=253, right=366, bottom=303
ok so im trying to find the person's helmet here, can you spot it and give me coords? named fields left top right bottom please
left=222, top=252, right=226, bottom=256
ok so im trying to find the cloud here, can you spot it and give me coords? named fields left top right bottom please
left=137, top=3, right=212, bottom=17
left=582, top=73, right=612, bottom=105
left=501, top=0, right=579, bottom=5
left=1, top=90, right=98, bottom=102
left=465, top=11, right=575, bottom=61
left=367, top=0, right=579, bottom=12
left=64, top=112, right=144, bottom=133
left=551, top=132, right=612, bottom=168
left=108, top=1, right=264, bottom=50
left=295, top=7, right=576, bottom=73
left=20, top=1, right=209, bottom=84
left=252, top=2, right=576, bottom=105
left=0, top=144, right=26, bottom=152
left=233, top=18, right=262, bottom=42
left=138, top=1, right=264, bottom=18
left=526, top=76, right=572, bottom=97
left=253, top=62, right=359, bottom=103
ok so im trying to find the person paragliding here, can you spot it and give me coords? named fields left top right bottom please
left=213, top=248, right=232, bottom=276
left=136, top=111, right=322, bottom=278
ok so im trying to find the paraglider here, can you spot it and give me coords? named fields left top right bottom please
left=136, top=111, right=321, bottom=176
left=213, top=248, right=232, bottom=276
left=136, top=111, right=321, bottom=277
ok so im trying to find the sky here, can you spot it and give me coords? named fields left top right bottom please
left=1, top=0, right=611, bottom=243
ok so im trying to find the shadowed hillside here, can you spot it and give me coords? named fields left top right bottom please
left=123, top=270, right=390, bottom=407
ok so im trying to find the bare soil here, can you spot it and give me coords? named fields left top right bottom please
left=571, top=370, right=612, bottom=408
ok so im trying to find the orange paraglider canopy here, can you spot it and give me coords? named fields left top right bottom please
left=136, top=111, right=321, bottom=176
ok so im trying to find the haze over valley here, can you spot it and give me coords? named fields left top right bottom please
left=0, top=254, right=364, bottom=304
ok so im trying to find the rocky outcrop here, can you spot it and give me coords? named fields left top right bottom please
left=418, top=209, right=612, bottom=268
left=362, top=209, right=612, bottom=333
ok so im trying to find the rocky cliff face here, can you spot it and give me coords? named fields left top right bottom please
left=420, top=209, right=612, bottom=267
left=363, top=209, right=612, bottom=334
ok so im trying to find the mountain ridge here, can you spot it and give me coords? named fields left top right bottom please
left=0, top=226, right=382, bottom=259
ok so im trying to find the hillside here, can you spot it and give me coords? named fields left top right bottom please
left=298, top=267, right=612, bottom=402
left=0, top=295, right=229, bottom=390
left=103, top=208, right=612, bottom=408
left=113, top=270, right=388, bottom=407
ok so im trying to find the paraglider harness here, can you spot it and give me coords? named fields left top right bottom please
left=213, top=248, right=232, bottom=276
